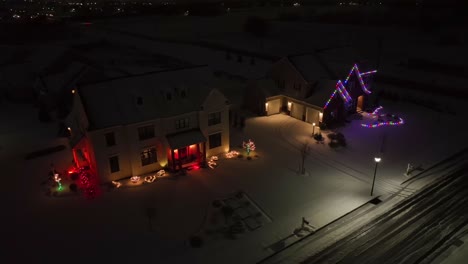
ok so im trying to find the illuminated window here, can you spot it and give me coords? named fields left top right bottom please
left=175, top=118, right=189, bottom=129
left=208, top=112, right=221, bottom=126
left=209, top=133, right=222, bottom=149
left=138, top=125, right=154, bottom=141
left=141, top=147, right=157, bottom=166
left=105, top=132, right=116, bottom=146
left=109, top=156, right=120, bottom=173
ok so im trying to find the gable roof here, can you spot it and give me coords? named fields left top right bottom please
left=78, top=65, right=216, bottom=130
left=287, top=52, right=332, bottom=82
left=323, top=64, right=377, bottom=109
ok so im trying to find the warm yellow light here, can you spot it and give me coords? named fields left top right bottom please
left=287, top=102, right=292, bottom=111
left=312, top=123, right=316, bottom=126
left=319, top=112, right=323, bottom=122
left=71, top=89, right=75, bottom=94
left=265, top=102, right=269, bottom=111
left=374, top=157, right=381, bottom=163
left=67, top=127, right=71, bottom=131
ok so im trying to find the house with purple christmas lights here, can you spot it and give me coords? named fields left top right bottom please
left=253, top=49, right=377, bottom=127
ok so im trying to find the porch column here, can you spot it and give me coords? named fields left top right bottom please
left=202, top=141, right=206, bottom=163
left=171, top=149, right=176, bottom=171
left=196, top=143, right=201, bottom=163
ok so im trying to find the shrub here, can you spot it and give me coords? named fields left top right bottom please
left=327, top=133, right=337, bottom=140
left=314, top=133, right=323, bottom=141
left=69, top=183, right=78, bottom=192
left=329, top=141, right=340, bottom=148
left=247, top=156, right=252, bottom=160
left=319, top=123, right=327, bottom=130
left=237, top=154, right=244, bottom=159
left=189, top=235, right=203, bottom=248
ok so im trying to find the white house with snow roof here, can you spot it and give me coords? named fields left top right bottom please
left=66, top=65, right=230, bottom=183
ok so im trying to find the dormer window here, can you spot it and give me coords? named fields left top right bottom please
left=137, top=97, right=143, bottom=105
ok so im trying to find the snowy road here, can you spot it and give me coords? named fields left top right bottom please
left=260, top=148, right=468, bottom=264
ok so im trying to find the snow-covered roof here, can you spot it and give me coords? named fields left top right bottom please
left=78, top=66, right=216, bottom=130
left=256, top=78, right=280, bottom=98
left=40, top=62, right=88, bottom=94
left=305, top=79, right=338, bottom=107
left=287, top=53, right=332, bottom=82
left=166, top=129, right=207, bottom=150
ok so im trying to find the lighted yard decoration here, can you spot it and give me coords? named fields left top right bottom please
left=73, top=167, right=100, bottom=199
left=54, top=173, right=63, bottom=191
left=208, top=156, right=218, bottom=169
left=111, top=180, right=122, bottom=188
left=144, top=175, right=157, bottom=183
left=361, top=114, right=405, bottom=128
left=242, top=139, right=256, bottom=156
left=156, top=169, right=166, bottom=177
left=130, top=176, right=140, bottom=183
left=225, top=150, right=239, bottom=159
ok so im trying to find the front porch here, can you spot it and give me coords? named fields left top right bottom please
left=166, top=129, right=207, bottom=171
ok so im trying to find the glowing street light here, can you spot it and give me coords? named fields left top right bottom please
left=312, top=123, right=316, bottom=136
left=371, top=157, right=381, bottom=196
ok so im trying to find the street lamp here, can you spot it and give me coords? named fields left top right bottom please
left=312, top=123, right=316, bottom=136
left=370, top=157, right=381, bottom=196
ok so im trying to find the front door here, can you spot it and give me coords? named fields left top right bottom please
left=178, top=147, right=188, bottom=163
left=357, top=95, right=364, bottom=111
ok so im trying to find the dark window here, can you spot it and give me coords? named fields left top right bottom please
left=138, top=125, right=154, bottom=141
left=180, top=90, right=186, bottom=98
left=278, top=80, right=285, bottom=90
left=175, top=118, right=189, bottom=129
left=166, top=93, right=172, bottom=100
left=136, top=97, right=143, bottom=105
left=209, top=133, right=222, bottom=149
left=208, top=112, right=221, bottom=126
left=105, top=132, right=116, bottom=147
left=109, top=156, right=120, bottom=173
left=141, top=147, right=157, bottom=166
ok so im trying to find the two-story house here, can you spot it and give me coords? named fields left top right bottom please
left=66, top=66, right=230, bottom=183
left=252, top=47, right=377, bottom=126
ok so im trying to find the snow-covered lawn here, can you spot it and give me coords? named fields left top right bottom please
left=5, top=98, right=467, bottom=263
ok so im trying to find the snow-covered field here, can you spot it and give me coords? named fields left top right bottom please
left=4, top=95, right=467, bottom=263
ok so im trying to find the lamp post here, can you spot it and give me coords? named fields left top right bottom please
left=312, top=123, right=316, bottom=136
left=370, top=157, right=381, bottom=196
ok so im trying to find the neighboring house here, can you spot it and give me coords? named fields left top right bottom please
left=66, top=66, right=230, bottom=183
left=256, top=47, right=377, bottom=126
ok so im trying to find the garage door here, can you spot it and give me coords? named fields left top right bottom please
left=266, top=99, right=281, bottom=115
left=291, top=103, right=304, bottom=121
left=306, top=107, right=320, bottom=124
